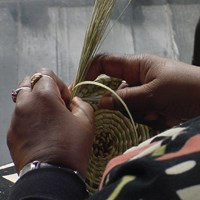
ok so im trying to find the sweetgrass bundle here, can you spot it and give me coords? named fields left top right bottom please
left=71, top=0, right=117, bottom=97
left=71, top=0, right=154, bottom=194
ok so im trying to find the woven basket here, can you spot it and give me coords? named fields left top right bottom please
left=77, top=76, right=153, bottom=194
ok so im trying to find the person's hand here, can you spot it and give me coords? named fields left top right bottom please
left=86, top=54, right=200, bottom=129
left=7, top=68, right=94, bottom=177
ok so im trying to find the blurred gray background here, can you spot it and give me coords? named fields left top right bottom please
left=0, top=0, right=200, bottom=166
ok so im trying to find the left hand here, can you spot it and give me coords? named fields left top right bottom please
left=7, top=68, right=94, bottom=177
left=85, top=54, right=200, bottom=129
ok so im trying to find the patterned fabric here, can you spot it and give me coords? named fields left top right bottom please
left=89, top=116, right=200, bottom=200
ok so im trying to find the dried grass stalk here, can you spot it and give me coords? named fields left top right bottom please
left=68, top=0, right=153, bottom=194
left=71, top=0, right=117, bottom=97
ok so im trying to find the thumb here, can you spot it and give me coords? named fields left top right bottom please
left=70, top=97, right=94, bottom=123
left=100, top=85, right=154, bottom=116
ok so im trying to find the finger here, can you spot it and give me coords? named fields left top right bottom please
left=37, top=68, right=70, bottom=105
left=16, top=77, right=32, bottom=104
left=85, top=54, right=143, bottom=85
left=70, top=97, right=94, bottom=124
left=31, top=74, right=67, bottom=106
left=100, top=84, right=154, bottom=114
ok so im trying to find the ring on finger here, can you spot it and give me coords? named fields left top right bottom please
left=11, top=86, right=30, bottom=103
left=30, top=73, right=54, bottom=89
left=31, top=72, right=43, bottom=89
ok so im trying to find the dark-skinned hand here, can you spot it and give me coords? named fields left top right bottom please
left=7, top=68, right=94, bottom=178
left=86, top=54, right=200, bottom=130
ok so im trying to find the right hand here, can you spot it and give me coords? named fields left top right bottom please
left=7, top=68, right=94, bottom=177
left=85, top=54, right=200, bottom=129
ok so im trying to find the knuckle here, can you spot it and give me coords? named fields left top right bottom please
left=135, top=54, right=154, bottom=66
left=34, top=89, right=53, bottom=102
left=38, top=68, right=56, bottom=79
left=95, top=53, right=110, bottom=74
left=141, top=54, right=152, bottom=66
left=118, top=88, right=129, bottom=100
left=130, top=53, right=151, bottom=61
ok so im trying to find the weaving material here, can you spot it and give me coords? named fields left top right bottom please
left=77, top=76, right=152, bottom=194
left=71, top=0, right=155, bottom=194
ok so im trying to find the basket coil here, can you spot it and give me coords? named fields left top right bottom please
left=77, top=76, right=152, bottom=194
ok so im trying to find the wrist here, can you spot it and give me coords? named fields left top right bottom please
left=13, top=146, right=89, bottom=178
left=10, top=161, right=89, bottom=200
left=19, top=160, right=85, bottom=183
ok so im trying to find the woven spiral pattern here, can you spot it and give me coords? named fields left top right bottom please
left=86, top=109, right=150, bottom=194
left=77, top=76, right=153, bottom=194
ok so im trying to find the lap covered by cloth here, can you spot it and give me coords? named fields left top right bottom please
left=90, top=116, right=200, bottom=200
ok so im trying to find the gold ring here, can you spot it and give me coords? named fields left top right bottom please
left=31, top=73, right=43, bottom=89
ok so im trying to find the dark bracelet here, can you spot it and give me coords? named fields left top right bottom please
left=19, top=160, right=85, bottom=185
